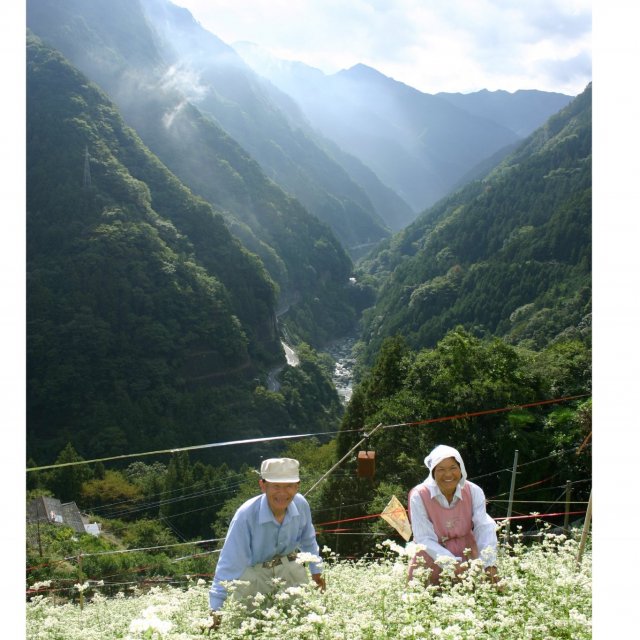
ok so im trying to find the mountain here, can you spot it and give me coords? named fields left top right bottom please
left=27, top=0, right=396, bottom=256
left=234, top=45, right=575, bottom=214
left=27, top=0, right=360, bottom=346
left=138, top=0, right=400, bottom=254
left=26, top=34, right=266, bottom=456
left=357, top=84, right=592, bottom=361
left=436, top=89, right=574, bottom=138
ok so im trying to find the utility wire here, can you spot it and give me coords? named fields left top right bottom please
left=27, top=395, right=589, bottom=472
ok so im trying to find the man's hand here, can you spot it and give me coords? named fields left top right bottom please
left=311, top=573, right=326, bottom=592
left=204, top=611, right=221, bottom=634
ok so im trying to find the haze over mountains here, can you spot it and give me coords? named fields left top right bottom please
left=234, top=42, right=574, bottom=213
left=27, top=0, right=575, bottom=249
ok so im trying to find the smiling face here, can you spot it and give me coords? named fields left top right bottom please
left=433, top=457, right=462, bottom=500
left=259, top=480, right=299, bottom=521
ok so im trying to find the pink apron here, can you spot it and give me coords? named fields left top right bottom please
left=408, top=483, right=479, bottom=584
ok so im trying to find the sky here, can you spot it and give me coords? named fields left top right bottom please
left=173, top=0, right=592, bottom=95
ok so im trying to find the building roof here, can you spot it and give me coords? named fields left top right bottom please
left=26, top=496, right=87, bottom=534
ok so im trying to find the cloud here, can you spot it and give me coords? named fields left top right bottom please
left=172, top=0, right=591, bottom=94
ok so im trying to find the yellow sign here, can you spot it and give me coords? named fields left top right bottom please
left=380, top=495, right=412, bottom=541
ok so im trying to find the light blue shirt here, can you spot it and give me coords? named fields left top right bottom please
left=209, top=492, right=323, bottom=610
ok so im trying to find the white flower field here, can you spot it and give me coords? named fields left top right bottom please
left=26, top=528, right=591, bottom=639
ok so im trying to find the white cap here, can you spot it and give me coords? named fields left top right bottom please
left=260, top=458, right=300, bottom=483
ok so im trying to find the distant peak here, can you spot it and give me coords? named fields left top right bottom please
left=341, top=63, right=386, bottom=79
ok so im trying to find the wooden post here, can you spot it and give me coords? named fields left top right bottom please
left=78, top=554, right=84, bottom=611
left=503, top=450, right=519, bottom=545
left=336, top=501, right=343, bottom=556
left=35, top=500, right=43, bottom=558
left=576, top=491, right=592, bottom=566
left=563, top=480, right=572, bottom=536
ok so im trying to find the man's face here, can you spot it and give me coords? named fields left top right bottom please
left=260, top=480, right=299, bottom=516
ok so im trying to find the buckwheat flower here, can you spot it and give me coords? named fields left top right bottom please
left=569, top=609, right=589, bottom=626
left=129, top=610, right=172, bottom=636
left=285, top=586, right=304, bottom=597
left=401, top=591, right=421, bottom=604
left=197, top=578, right=206, bottom=586
left=400, top=623, right=425, bottom=637
left=43, top=616, right=57, bottom=628
left=405, top=541, right=426, bottom=557
left=223, top=578, right=250, bottom=594
left=436, top=555, right=457, bottom=567
left=384, top=540, right=405, bottom=556
left=74, top=581, right=90, bottom=593
left=307, top=612, right=325, bottom=624
left=295, top=552, right=321, bottom=564
left=32, top=580, right=52, bottom=590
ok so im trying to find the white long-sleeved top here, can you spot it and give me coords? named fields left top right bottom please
left=409, top=479, right=497, bottom=567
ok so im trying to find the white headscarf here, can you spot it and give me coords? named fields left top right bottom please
left=424, top=444, right=467, bottom=489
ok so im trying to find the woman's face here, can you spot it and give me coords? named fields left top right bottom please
left=433, top=456, right=462, bottom=495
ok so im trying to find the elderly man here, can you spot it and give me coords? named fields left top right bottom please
left=208, top=457, right=325, bottom=627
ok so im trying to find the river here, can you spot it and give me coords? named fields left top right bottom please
left=267, top=334, right=357, bottom=405
left=324, top=333, right=358, bottom=405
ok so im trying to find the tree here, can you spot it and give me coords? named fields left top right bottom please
left=47, top=443, right=92, bottom=503
left=80, top=470, right=142, bottom=512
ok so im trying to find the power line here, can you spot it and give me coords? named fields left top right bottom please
left=27, top=395, right=588, bottom=473
left=26, top=429, right=356, bottom=472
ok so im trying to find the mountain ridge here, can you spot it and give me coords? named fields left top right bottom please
left=233, top=41, right=574, bottom=214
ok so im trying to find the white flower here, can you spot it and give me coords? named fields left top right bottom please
left=405, top=541, right=426, bottom=557
left=129, top=606, right=173, bottom=635
left=306, top=612, right=325, bottom=624
left=31, top=580, right=52, bottom=590
left=400, top=623, right=426, bottom=637
left=295, top=551, right=322, bottom=564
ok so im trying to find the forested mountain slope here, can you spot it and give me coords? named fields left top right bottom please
left=27, top=36, right=343, bottom=465
left=26, top=0, right=396, bottom=258
left=358, top=84, right=592, bottom=362
left=138, top=0, right=398, bottom=252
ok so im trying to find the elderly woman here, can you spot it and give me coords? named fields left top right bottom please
left=408, top=444, right=499, bottom=585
